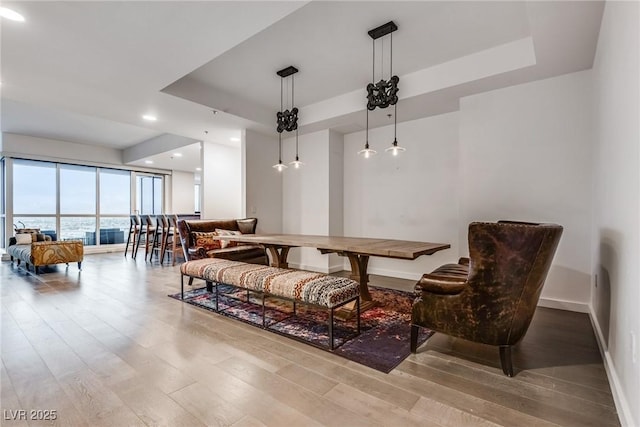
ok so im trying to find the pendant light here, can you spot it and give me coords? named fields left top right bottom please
left=289, top=129, right=304, bottom=168
left=273, top=132, right=287, bottom=171
left=360, top=21, right=404, bottom=158
left=274, top=65, right=301, bottom=171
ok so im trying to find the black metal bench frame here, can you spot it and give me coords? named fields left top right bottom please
left=180, top=273, right=360, bottom=350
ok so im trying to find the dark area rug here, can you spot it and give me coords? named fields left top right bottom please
left=169, top=284, right=432, bottom=373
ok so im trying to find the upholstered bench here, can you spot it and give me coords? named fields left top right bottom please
left=8, top=239, right=83, bottom=274
left=180, top=258, right=360, bottom=349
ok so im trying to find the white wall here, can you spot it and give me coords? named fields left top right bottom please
left=2, top=133, right=123, bottom=166
left=282, top=130, right=334, bottom=272
left=170, top=170, right=196, bottom=214
left=591, top=2, right=640, bottom=426
left=328, top=130, right=344, bottom=270
left=459, top=71, right=594, bottom=310
left=343, top=112, right=460, bottom=280
left=243, top=129, right=282, bottom=233
left=200, top=141, right=242, bottom=219
left=123, top=134, right=198, bottom=163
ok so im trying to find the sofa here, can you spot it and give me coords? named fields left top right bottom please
left=176, top=218, right=268, bottom=265
left=8, top=229, right=84, bottom=274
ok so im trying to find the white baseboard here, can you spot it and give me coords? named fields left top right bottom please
left=328, top=264, right=344, bottom=273
left=84, top=245, right=126, bottom=255
left=365, top=267, right=421, bottom=281
left=288, top=262, right=330, bottom=274
left=587, top=305, right=634, bottom=427
left=537, top=297, right=590, bottom=313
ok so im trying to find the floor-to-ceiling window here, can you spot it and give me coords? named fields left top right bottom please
left=7, top=158, right=144, bottom=247
left=12, top=160, right=57, bottom=236
left=136, top=174, right=163, bottom=215
left=99, top=169, right=130, bottom=245
left=60, top=164, right=96, bottom=242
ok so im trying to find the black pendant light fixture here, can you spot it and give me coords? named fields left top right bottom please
left=274, top=65, right=301, bottom=171
left=360, top=21, right=405, bottom=158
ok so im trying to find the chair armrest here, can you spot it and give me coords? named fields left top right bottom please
left=416, top=273, right=468, bottom=295
left=188, top=247, right=207, bottom=259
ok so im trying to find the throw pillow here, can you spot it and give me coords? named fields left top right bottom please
left=16, top=229, right=40, bottom=242
left=191, top=231, right=221, bottom=250
left=215, top=229, right=241, bottom=249
left=15, top=234, right=32, bottom=245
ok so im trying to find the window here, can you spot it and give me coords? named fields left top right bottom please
left=13, top=217, right=56, bottom=233
left=100, top=169, right=130, bottom=214
left=13, top=160, right=56, bottom=214
left=136, top=175, right=163, bottom=215
left=98, top=169, right=131, bottom=246
left=60, top=164, right=96, bottom=214
left=60, top=217, right=96, bottom=242
left=7, top=159, right=137, bottom=247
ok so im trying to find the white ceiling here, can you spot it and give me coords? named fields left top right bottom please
left=1, top=1, right=604, bottom=172
left=179, top=1, right=531, bottom=108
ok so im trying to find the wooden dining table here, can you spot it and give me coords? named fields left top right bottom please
left=218, top=234, right=451, bottom=317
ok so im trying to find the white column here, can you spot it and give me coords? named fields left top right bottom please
left=200, top=141, right=242, bottom=219
left=244, top=129, right=282, bottom=233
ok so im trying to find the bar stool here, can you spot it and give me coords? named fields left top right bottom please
left=143, top=215, right=159, bottom=261
left=124, top=215, right=138, bottom=257
left=162, top=214, right=184, bottom=266
left=133, top=215, right=152, bottom=260
left=158, top=215, right=172, bottom=264
left=150, top=215, right=168, bottom=262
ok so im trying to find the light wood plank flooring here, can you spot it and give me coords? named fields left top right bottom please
left=1, top=253, right=619, bottom=426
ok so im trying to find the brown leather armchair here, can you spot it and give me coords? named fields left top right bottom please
left=410, top=221, right=563, bottom=376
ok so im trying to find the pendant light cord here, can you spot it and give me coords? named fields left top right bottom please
left=366, top=108, right=369, bottom=149
left=392, top=31, right=397, bottom=145
left=390, top=31, right=393, bottom=78
left=372, top=38, right=375, bottom=84
left=367, top=38, right=374, bottom=149
left=292, top=74, right=295, bottom=112
left=394, top=103, right=397, bottom=143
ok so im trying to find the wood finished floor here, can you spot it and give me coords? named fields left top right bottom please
left=1, top=253, right=619, bottom=427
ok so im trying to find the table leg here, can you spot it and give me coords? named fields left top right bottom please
left=265, top=245, right=290, bottom=268
left=347, top=253, right=372, bottom=301
left=335, top=253, right=378, bottom=319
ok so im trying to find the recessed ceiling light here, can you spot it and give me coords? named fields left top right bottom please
left=142, top=114, right=157, bottom=121
left=173, top=153, right=183, bottom=157
left=144, top=160, right=154, bottom=164
left=230, top=137, right=240, bottom=142
left=0, top=7, right=25, bottom=22
left=195, top=167, right=202, bottom=171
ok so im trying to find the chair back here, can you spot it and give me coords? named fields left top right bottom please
left=465, top=221, right=563, bottom=344
left=160, top=215, right=170, bottom=229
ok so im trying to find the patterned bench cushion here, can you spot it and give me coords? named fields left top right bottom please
left=181, top=258, right=359, bottom=308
